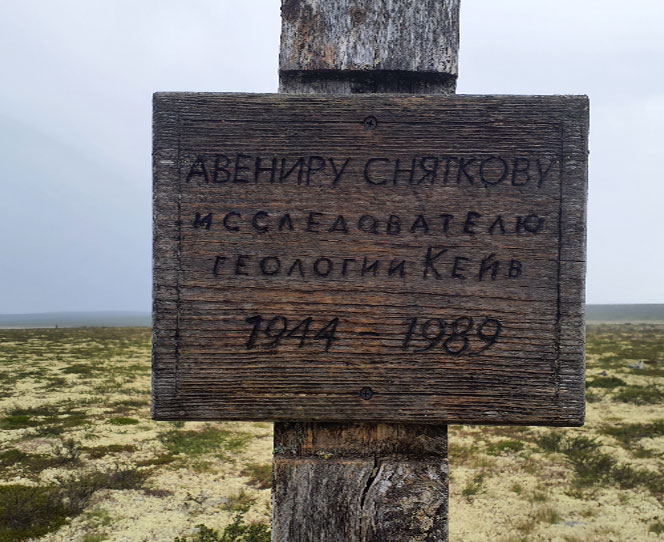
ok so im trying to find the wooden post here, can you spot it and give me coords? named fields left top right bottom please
left=274, top=2, right=459, bottom=540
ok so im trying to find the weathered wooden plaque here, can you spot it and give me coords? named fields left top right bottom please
left=152, top=93, right=588, bottom=425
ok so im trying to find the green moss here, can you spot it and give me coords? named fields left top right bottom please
left=241, top=463, right=272, bottom=489
left=600, top=420, right=664, bottom=446
left=650, top=521, right=664, bottom=535
left=449, top=443, right=480, bottom=464
left=0, top=414, right=40, bottom=430
left=61, top=364, right=99, bottom=376
left=108, top=417, right=140, bottom=426
left=462, top=473, right=486, bottom=500
left=221, top=490, right=256, bottom=513
left=174, top=510, right=270, bottom=542
left=533, top=506, right=561, bottom=524
left=159, top=426, right=252, bottom=458
left=586, top=376, right=627, bottom=389
left=35, top=412, right=90, bottom=436
left=0, top=449, right=28, bottom=468
left=0, top=485, right=69, bottom=541
left=613, top=385, right=663, bottom=405
left=486, top=439, right=524, bottom=456
left=43, top=376, right=68, bottom=390
left=84, top=444, right=136, bottom=459
left=0, top=445, right=80, bottom=476
left=135, top=454, right=177, bottom=467
left=528, top=491, right=548, bottom=503
left=510, top=483, right=523, bottom=495
left=535, top=431, right=564, bottom=453
left=0, top=462, right=148, bottom=541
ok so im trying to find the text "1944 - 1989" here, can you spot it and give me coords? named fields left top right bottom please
left=244, top=315, right=502, bottom=355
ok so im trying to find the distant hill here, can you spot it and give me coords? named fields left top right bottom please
left=0, top=306, right=662, bottom=328
left=0, top=311, right=151, bottom=328
left=586, top=304, right=664, bottom=323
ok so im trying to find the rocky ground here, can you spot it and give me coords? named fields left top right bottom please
left=0, top=325, right=662, bottom=541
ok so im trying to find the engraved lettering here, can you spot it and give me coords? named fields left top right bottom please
left=452, top=256, right=469, bottom=280
left=193, top=212, right=212, bottom=230
left=306, top=156, right=326, bottom=185
left=516, top=214, right=545, bottom=234
left=402, top=316, right=503, bottom=355
left=235, top=255, right=250, bottom=276
left=259, top=256, right=281, bottom=276
left=537, top=158, right=557, bottom=187
left=254, top=157, right=278, bottom=183
left=361, top=258, right=379, bottom=277
left=287, top=259, right=305, bottom=277
left=388, top=259, right=407, bottom=277
left=306, top=212, right=323, bottom=232
left=509, top=259, right=523, bottom=278
left=386, top=215, right=401, bottom=235
left=416, top=157, right=440, bottom=184
left=233, top=154, right=252, bottom=183
left=278, top=213, right=294, bottom=231
left=364, top=158, right=390, bottom=185
left=328, top=215, right=349, bottom=234
left=393, top=158, right=416, bottom=185
left=252, top=211, right=269, bottom=234
left=511, top=157, right=531, bottom=186
left=488, top=215, right=505, bottom=235
left=314, top=257, right=332, bottom=277
left=342, top=258, right=356, bottom=276
left=212, top=256, right=227, bottom=277
left=441, top=157, right=458, bottom=184
left=186, top=155, right=209, bottom=183
left=423, top=247, right=448, bottom=279
left=410, top=215, right=430, bottom=234
left=463, top=212, right=482, bottom=234
left=358, top=215, right=379, bottom=234
left=279, top=158, right=305, bottom=184
left=329, top=158, right=351, bottom=186
left=457, top=158, right=476, bottom=184
left=480, top=156, right=508, bottom=186
left=440, top=214, right=453, bottom=233
left=213, top=155, right=231, bottom=183
left=479, top=253, right=499, bottom=281
left=223, top=212, right=240, bottom=232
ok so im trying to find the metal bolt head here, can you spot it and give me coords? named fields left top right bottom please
left=360, top=387, right=373, bottom=400
left=363, top=116, right=378, bottom=130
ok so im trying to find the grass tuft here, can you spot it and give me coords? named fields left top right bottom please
left=486, top=439, right=524, bottom=456
left=613, top=385, right=663, bottom=404
left=108, top=417, right=140, bottom=426
left=240, top=463, right=272, bottom=489
left=159, top=426, right=252, bottom=458
left=462, top=473, right=486, bottom=501
left=586, top=376, right=626, bottom=389
left=600, top=420, right=664, bottom=446
left=174, top=509, right=270, bottom=542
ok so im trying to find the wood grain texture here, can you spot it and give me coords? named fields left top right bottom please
left=152, top=93, right=588, bottom=426
left=279, top=0, right=458, bottom=94
left=272, top=423, right=448, bottom=542
left=274, top=4, right=457, bottom=537
left=273, top=457, right=449, bottom=542
left=274, top=422, right=448, bottom=457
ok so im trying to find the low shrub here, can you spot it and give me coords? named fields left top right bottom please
left=174, top=510, right=270, bottom=542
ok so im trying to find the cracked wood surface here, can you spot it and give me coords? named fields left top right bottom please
left=279, top=0, right=458, bottom=94
left=273, top=1, right=456, bottom=540
left=273, top=423, right=449, bottom=542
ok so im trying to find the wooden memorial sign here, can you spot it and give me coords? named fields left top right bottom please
left=152, top=93, right=588, bottom=425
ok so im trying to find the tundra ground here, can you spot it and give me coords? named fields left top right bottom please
left=0, top=325, right=662, bottom=541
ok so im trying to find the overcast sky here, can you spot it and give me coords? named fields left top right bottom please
left=1, top=0, right=662, bottom=312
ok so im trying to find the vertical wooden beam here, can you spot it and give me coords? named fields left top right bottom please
left=274, top=1, right=459, bottom=540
